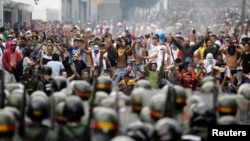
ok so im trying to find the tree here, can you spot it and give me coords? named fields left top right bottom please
left=120, top=0, right=160, bottom=20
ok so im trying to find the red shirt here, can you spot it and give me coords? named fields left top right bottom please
left=181, top=78, right=197, bottom=91
left=2, top=49, right=22, bottom=73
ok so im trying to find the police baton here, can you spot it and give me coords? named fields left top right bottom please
left=114, top=85, right=120, bottom=114
left=212, top=83, right=219, bottom=111
left=50, top=81, right=55, bottom=130
left=19, top=81, right=27, bottom=138
left=0, top=70, right=5, bottom=108
left=85, top=76, right=97, bottom=141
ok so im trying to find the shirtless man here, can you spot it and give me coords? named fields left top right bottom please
left=219, top=43, right=244, bottom=74
left=82, top=44, right=108, bottom=76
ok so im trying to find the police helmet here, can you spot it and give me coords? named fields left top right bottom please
left=0, top=110, right=16, bottom=137
left=173, top=85, right=187, bottom=110
left=126, top=121, right=154, bottom=141
left=99, top=97, right=116, bottom=108
left=41, top=65, right=52, bottom=75
left=134, top=80, right=152, bottom=89
left=149, top=93, right=170, bottom=120
left=55, top=102, right=67, bottom=124
left=92, top=91, right=109, bottom=108
left=200, top=81, right=219, bottom=95
left=63, top=95, right=84, bottom=122
left=130, top=88, right=145, bottom=114
left=190, top=103, right=216, bottom=127
left=96, top=76, right=113, bottom=94
left=27, top=96, right=49, bottom=122
left=74, top=80, right=92, bottom=100
left=52, top=76, right=67, bottom=92
left=3, top=106, right=21, bottom=122
left=30, top=91, right=48, bottom=102
left=217, top=95, right=237, bottom=116
left=93, top=107, right=118, bottom=134
left=201, top=76, right=215, bottom=86
left=7, top=89, right=29, bottom=110
left=110, top=90, right=130, bottom=106
left=154, top=118, right=182, bottom=141
left=237, top=83, right=250, bottom=100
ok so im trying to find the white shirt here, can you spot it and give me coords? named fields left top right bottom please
left=22, top=57, right=33, bottom=71
left=147, top=39, right=160, bottom=63
left=47, top=61, right=64, bottom=77
left=157, top=50, right=168, bottom=71
left=91, top=50, right=100, bottom=66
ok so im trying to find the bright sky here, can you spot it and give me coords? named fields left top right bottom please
left=12, top=0, right=60, bottom=10
left=34, top=0, right=60, bottom=10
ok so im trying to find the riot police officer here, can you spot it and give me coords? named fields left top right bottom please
left=46, top=95, right=85, bottom=141
left=154, top=118, right=182, bottom=141
left=182, top=103, right=216, bottom=141
left=201, top=76, right=215, bottom=86
left=37, top=66, right=54, bottom=96
left=96, top=76, right=113, bottom=94
left=73, top=80, right=92, bottom=100
left=134, top=80, right=152, bottom=90
left=21, top=66, right=39, bottom=95
left=130, top=88, right=145, bottom=114
left=126, top=120, right=154, bottom=141
left=92, top=91, right=109, bottom=108
left=48, top=91, right=67, bottom=125
left=6, top=88, right=29, bottom=111
left=200, top=81, right=220, bottom=95
left=52, top=76, right=68, bottom=92
left=91, top=107, right=119, bottom=141
left=217, top=94, right=238, bottom=117
left=0, top=110, right=16, bottom=141
left=236, top=83, right=250, bottom=124
left=23, top=92, right=50, bottom=141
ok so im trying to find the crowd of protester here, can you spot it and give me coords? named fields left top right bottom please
left=0, top=0, right=250, bottom=96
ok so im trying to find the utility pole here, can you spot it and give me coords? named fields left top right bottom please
left=241, top=0, right=246, bottom=24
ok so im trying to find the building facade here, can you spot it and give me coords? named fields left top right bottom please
left=2, top=0, right=33, bottom=26
left=97, top=0, right=121, bottom=20
left=61, top=0, right=122, bottom=23
left=61, top=0, right=96, bottom=23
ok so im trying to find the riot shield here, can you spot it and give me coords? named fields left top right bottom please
left=235, top=95, right=250, bottom=124
left=182, top=90, right=214, bottom=131
left=186, top=90, right=214, bottom=108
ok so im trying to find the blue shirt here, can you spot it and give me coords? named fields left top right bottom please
left=68, top=46, right=84, bottom=63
